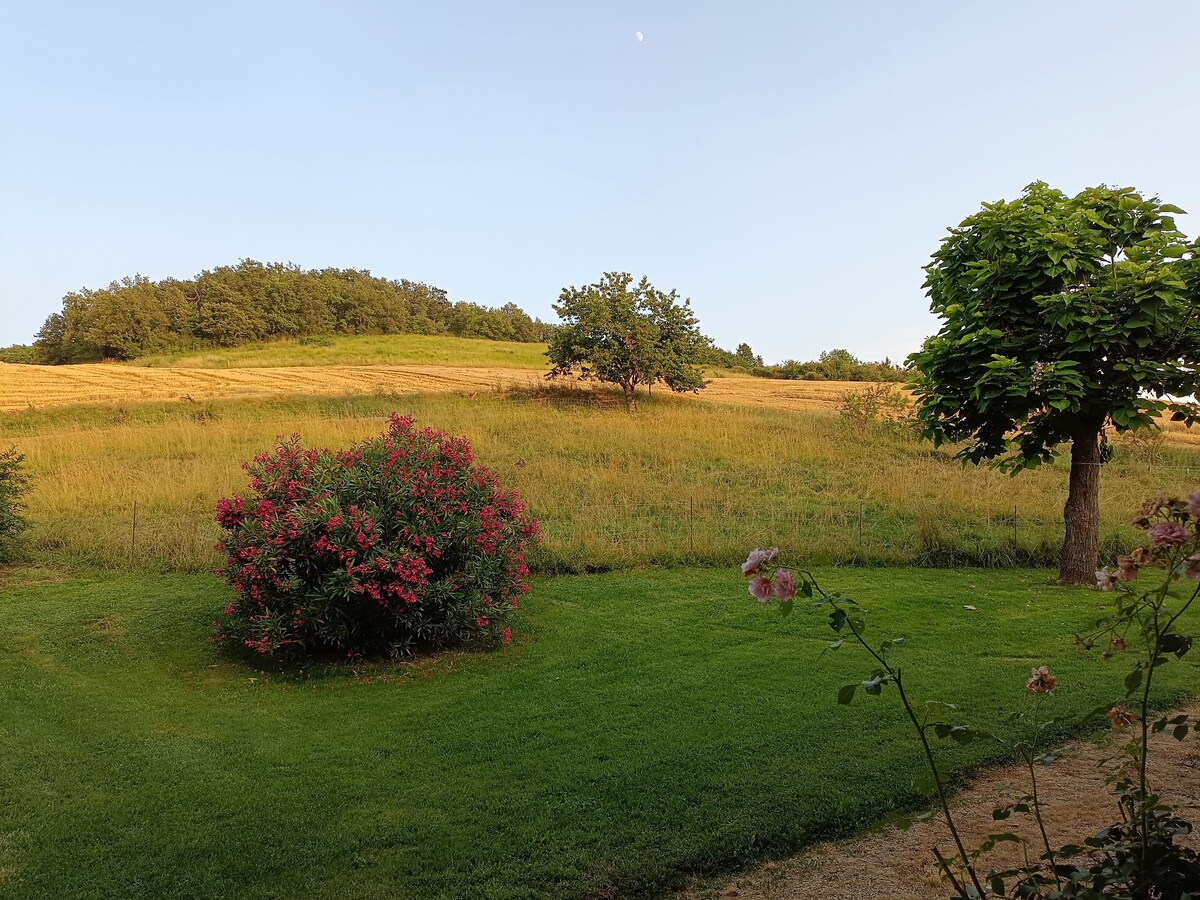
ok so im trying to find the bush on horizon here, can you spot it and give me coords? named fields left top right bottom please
left=213, top=414, right=539, bottom=658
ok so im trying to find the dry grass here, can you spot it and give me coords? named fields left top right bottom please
left=2, top=386, right=1198, bottom=573
left=0, top=362, right=535, bottom=412
left=7, top=361, right=1196, bottom=452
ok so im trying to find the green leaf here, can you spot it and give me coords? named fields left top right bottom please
left=1125, top=666, right=1143, bottom=694
left=861, top=675, right=885, bottom=695
left=828, top=639, right=844, bottom=651
left=779, top=599, right=794, bottom=618
left=837, top=683, right=857, bottom=705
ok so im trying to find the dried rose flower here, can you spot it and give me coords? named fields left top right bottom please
left=1107, top=705, right=1139, bottom=729
left=1026, top=666, right=1057, bottom=694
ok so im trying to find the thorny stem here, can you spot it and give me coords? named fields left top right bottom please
left=828, top=584, right=988, bottom=900
left=1025, top=694, right=1061, bottom=890
left=1137, top=587, right=1163, bottom=868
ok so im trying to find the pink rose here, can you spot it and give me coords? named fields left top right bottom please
left=1188, top=491, right=1200, bottom=518
left=741, top=548, right=779, bottom=576
left=1186, top=553, right=1200, bottom=581
left=748, top=575, right=773, bottom=602
left=1096, top=569, right=1116, bottom=591
left=774, top=569, right=797, bottom=602
left=1149, top=522, right=1189, bottom=547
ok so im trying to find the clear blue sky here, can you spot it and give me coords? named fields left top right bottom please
left=2, top=1, right=1197, bottom=363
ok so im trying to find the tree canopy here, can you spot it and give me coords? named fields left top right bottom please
left=31, top=260, right=555, bottom=364
left=909, top=182, right=1199, bottom=583
left=547, top=272, right=708, bottom=410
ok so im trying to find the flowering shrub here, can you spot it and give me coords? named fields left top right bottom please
left=214, top=414, right=539, bottom=658
left=739, top=488, right=1200, bottom=898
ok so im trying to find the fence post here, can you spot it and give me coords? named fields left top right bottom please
left=130, top=500, right=138, bottom=565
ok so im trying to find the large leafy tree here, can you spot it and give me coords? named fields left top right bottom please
left=547, top=272, right=707, bottom=411
left=909, top=182, right=1199, bottom=585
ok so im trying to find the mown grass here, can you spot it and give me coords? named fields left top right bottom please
left=3, top=391, right=1198, bottom=574
left=0, top=565, right=1191, bottom=899
left=131, top=333, right=551, bottom=369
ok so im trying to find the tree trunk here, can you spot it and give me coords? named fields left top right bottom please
left=621, top=381, right=636, bottom=413
left=1059, top=422, right=1103, bottom=585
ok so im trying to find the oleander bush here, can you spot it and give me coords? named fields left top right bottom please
left=214, top=414, right=539, bottom=658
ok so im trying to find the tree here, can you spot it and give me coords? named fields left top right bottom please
left=546, top=272, right=708, bottom=411
left=735, top=343, right=763, bottom=367
left=909, top=182, right=1199, bottom=584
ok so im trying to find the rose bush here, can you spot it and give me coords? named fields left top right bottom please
left=214, top=414, right=539, bottom=658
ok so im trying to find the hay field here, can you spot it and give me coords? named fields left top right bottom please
left=5, top=362, right=1197, bottom=451
left=0, top=358, right=868, bottom=416
left=0, top=362, right=542, bottom=412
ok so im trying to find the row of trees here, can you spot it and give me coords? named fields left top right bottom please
left=28, top=260, right=555, bottom=363
left=752, top=348, right=912, bottom=382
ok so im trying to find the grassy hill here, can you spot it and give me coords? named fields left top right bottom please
left=131, top=332, right=552, bottom=369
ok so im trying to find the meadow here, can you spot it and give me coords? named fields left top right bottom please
left=2, top=388, right=1197, bottom=575
left=2, top=565, right=1194, bottom=899
left=3, top=345, right=1200, bottom=898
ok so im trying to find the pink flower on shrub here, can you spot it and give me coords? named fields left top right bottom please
left=1026, top=666, right=1057, bottom=694
left=1096, top=569, right=1116, bottom=592
left=213, top=415, right=538, bottom=659
left=773, top=569, right=797, bottom=602
left=742, top=548, right=779, bottom=576
left=1149, top=521, right=1189, bottom=547
left=748, top=575, right=773, bottom=602
left=1188, top=491, right=1200, bottom=517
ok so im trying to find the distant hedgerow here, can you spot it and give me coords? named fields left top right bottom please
left=213, top=414, right=539, bottom=658
left=0, top=447, right=30, bottom=563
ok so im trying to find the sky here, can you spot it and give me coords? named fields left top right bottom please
left=1, top=1, right=1197, bottom=364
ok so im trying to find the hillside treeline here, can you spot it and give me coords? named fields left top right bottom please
left=752, top=348, right=911, bottom=381
left=29, top=260, right=555, bottom=363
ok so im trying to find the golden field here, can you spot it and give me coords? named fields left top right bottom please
left=2, top=386, right=1198, bottom=574
left=4, top=359, right=1196, bottom=451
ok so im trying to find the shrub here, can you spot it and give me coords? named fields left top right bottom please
left=214, top=414, right=539, bottom=658
left=0, top=448, right=30, bottom=563
left=838, top=383, right=910, bottom=433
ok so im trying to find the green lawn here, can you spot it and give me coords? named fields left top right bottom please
left=0, top=566, right=1192, bottom=898
left=129, top=333, right=551, bottom=369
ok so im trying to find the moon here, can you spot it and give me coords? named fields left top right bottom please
left=635, top=31, right=644, bottom=42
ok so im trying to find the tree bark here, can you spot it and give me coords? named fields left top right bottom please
left=621, top=381, right=636, bottom=412
left=1059, top=422, right=1103, bottom=585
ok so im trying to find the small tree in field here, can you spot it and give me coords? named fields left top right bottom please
left=909, top=182, right=1199, bottom=584
left=547, top=272, right=707, bottom=411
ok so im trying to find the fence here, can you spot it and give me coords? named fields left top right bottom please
left=50, top=466, right=1198, bottom=574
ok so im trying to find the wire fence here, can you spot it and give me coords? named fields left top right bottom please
left=58, top=469, right=1198, bottom=575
